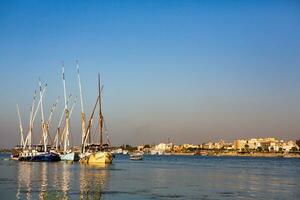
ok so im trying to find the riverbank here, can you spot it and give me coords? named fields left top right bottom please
left=212, top=152, right=300, bottom=158
left=166, top=152, right=300, bottom=158
left=0, top=149, right=11, bottom=153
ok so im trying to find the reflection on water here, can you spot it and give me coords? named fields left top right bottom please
left=15, top=162, right=110, bottom=200
left=1, top=154, right=300, bottom=200
left=80, top=164, right=110, bottom=199
left=16, top=162, right=33, bottom=200
left=39, top=163, right=48, bottom=199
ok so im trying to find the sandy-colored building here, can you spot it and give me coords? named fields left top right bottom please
left=234, top=139, right=247, bottom=150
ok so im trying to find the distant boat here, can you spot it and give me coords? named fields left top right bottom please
left=194, top=150, right=208, bottom=156
left=11, top=145, right=22, bottom=160
left=150, top=150, right=159, bottom=155
left=130, top=152, right=143, bottom=160
left=111, top=148, right=123, bottom=154
left=122, top=150, right=129, bottom=155
left=60, top=151, right=80, bottom=162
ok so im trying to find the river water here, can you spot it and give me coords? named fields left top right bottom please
left=0, top=153, right=299, bottom=199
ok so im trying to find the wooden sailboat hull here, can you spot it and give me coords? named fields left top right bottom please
left=80, top=151, right=113, bottom=164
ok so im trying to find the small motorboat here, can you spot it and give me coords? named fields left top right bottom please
left=130, top=152, right=143, bottom=160
left=60, top=151, right=80, bottom=162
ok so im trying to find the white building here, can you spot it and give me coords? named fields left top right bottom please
left=152, top=143, right=173, bottom=154
left=281, top=141, right=299, bottom=152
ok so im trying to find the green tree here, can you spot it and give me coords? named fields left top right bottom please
left=186, top=147, right=196, bottom=152
left=257, top=147, right=263, bottom=152
left=291, top=147, right=298, bottom=152
left=125, top=144, right=136, bottom=150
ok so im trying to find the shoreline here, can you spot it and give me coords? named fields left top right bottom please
left=170, top=152, right=300, bottom=158
left=2, top=150, right=300, bottom=158
left=213, top=152, right=300, bottom=158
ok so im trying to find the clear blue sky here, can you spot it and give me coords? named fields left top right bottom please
left=0, top=0, right=300, bottom=148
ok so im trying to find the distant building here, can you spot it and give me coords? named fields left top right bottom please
left=202, top=142, right=213, bottom=150
left=246, top=138, right=260, bottom=150
left=201, top=140, right=226, bottom=150
left=182, top=144, right=199, bottom=149
left=232, top=137, right=300, bottom=152
left=234, top=139, right=247, bottom=150
left=281, top=141, right=299, bottom=152
left=258, top=138, right=278, bottom=151
left=152, top=143, right=173, bottom=154
left=172, top=145, right=181, bottom=152
left=223, top=143, right=234, bottom=150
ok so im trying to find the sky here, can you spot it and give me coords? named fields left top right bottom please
left=0, top=0, right=300, bottom=148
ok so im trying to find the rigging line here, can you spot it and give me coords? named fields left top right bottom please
left=66, top=96, right=77, bottom=148
left=92, top=115, right=100, bottom=143
left=82, top=95, right=99, bottom=152
left=103, top=118, right=112, bottom=147
left=82, top=84, right=103, bottom=145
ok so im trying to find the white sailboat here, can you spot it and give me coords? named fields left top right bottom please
left=59, top=96, right=79, bottom=161
left=59, top=64, right=79, bottom=161
left=19, top=82, right=60, bottom=162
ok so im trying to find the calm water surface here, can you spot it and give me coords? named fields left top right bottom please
left=0, top=153, right=300, bottom=199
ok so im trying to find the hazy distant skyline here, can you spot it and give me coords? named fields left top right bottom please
left=1, top=0, right=300, bottom=148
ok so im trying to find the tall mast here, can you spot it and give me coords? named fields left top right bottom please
left=76, top=61, right=86, bottom=146
left=39, top=79, right=47, bottom=152
left=16, top=104, right=24, bottom=147
left=62, top=64, right=68, bottom=110
left=98, top=73, right=103, bottom=149
left=62, top=63, right=70, bottom=153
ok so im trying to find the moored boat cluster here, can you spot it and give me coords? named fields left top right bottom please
left=12, top=62, right=113, bottom=164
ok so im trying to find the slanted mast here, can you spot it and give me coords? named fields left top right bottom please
left=98, top=73, right=104, bottom=150
left=39, top=79, right=47, bottom=152
left=16, top=104, right=25, bottom=147
left=81, top=95, right=99, bottom=153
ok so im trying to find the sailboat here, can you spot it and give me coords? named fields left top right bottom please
left=18, top=81, right=60, bottom=162
left=79, top=74, right=113, bottom=164
left=59, top=65, right=80, bottom=161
